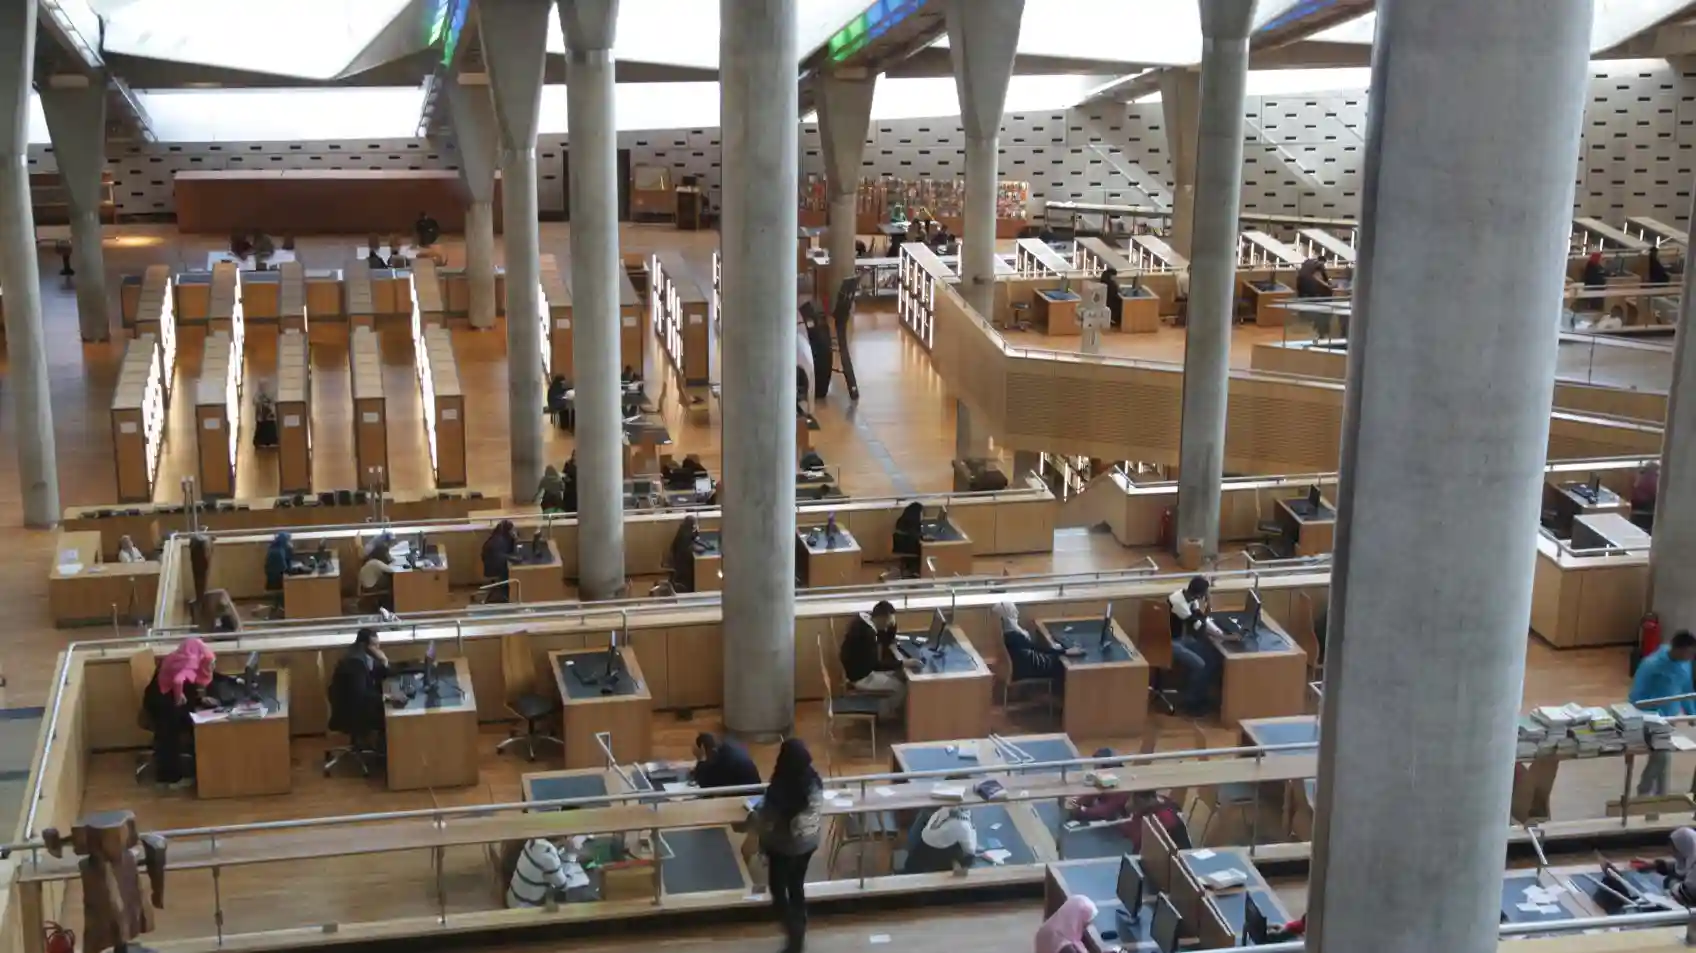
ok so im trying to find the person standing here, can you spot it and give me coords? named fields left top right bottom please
left=751, top=739, right=823, bottom=953
left=1631, top=629, right=1696, bottom=796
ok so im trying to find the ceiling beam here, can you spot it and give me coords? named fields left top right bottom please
left=33, top=0, right=155, bottom=142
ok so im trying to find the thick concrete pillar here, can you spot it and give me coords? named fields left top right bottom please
left=1306, top=4, right=1591, bottom=953
left=444, top=76, right=500, bottom=331
left=558, top=0, right=627, bottom=601
left=1651, top=192, right=1696, bottom=633
left=1157, top=68, right=1200, bottom=260
left=0, top=1, right=61, bottom=527
left=40, top=79, right=111, bottom=342
left=720, top=0, right=798, bottom=739
left=481, top=0, right=550, bottom=502
left=1174, top=0, right=1253, bottom=559
left=816, top=71, right=876, bottom=300
left=945, top=0, right=1022, bottom=460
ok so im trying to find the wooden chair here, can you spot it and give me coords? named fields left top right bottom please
left=496, top=633, right=563, bottom=761
left=817, top=634, right=881, bottom=767
left=1138, top=599, right=1178, bottom=714
left=1185, top=723, right=1257, bottom=846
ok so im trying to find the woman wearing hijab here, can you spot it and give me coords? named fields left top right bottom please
left=1650, top=245, right=1673, bottom=284
left=669, top=515, right=703, bottom=593
left=750, top=738, right=822, bottom=953
left=1035, top=895, right=1099, bottom=953
left=264, top=532, right=293, bottom=593
left=1632, top=827, right=1696, bottom=904
left=1583, top=251, right=1610, bottom=289
left=481, top=520, right=519, bottom=599
left=537, top=465, right=568, bottom=513
left=995, top=601, right=1077, bottom=692
left=893, top=501, right=924, bottom=578
left=144, top=639, right=217, bottom=788
left=116, top=535, right=146, bottom=563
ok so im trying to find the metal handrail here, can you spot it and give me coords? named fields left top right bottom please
left=6, top=741, right=1318, bottom=854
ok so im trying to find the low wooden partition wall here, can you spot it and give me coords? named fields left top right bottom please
left=412, top=258, right=446, bottom=327
left=188, top=479, right=1059, bottom=605
left=540, top=253, right=572, bottom=377
left=194, top=332, right=241, bottom=499
left=441, top=265, right=508, bottom=318
left=650, top=251, right=711, bottom=393
left=110, top=334, right=168, bottom=504
left=911, top=273, right=1664, bottom=472
left=1250, top=341, right=1671, bottom=424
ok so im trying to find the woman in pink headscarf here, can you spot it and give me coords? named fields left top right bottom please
left=145, top=638, right=216, bottom=788
left=1035, top=895, right=1098, bottom=953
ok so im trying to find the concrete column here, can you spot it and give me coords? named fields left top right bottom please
left=40, top=79, right=111, bottom=342
left=1157, top=68, right=1200, bottom=260
left=1306, top=4, right=1591, bottom=953
left=816, top=71, right=876, bottom=300
left=945, top=0, right=1022, bottom=461
left=720, top=0, right=798, bottom=739
left=444, top=76, right=501, bottom=331
left=1174, top=0, right=1253, bottom=559
left=0, top=1, right=61, bottom=527
left=558, top=0, right=627, bottom=601
left=1652, top=199, right=1696, bottom=633
left=481, top=0, right=550, bottom=502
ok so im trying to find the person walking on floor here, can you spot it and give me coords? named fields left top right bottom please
left=748, top=738, right=823, bottom=953
left=1631, top=629, right=1696, bottom=796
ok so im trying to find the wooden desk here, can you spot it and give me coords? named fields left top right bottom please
left=194, top=670, right=292, bottom=799
left=551, top=647, right=654, bottom=769
left=1208, top=611, right=1307, bottom=729
left=891, top=733, right=1079, bottom=775
left=1530, top=533, right=1647, bottom=648
left=1034, top=289, right=1081, bottom=335
left=1241, top=279, right=1294, bottom=325
left=892, top=625, right=992, bottom=742
left=283, top=557, right=342, bottom=619
left=50, top=529, right=161, bottom=625
left=1275, top=495, right=1336, bottom=556
left=1118, top=286, right=1161, bottom=334
left=1044, top=858, right=1155, bottom=953
left=384, top=658, right=479, bottom=791
left=1034, top=616, right=1149, bottom=739
left=919, top=517, right=973, bottom=578
left=1572, top=512, right=1651, bottom=552
left=1544, top=480, right=1629, bottom=537
left=392, top=550, right=451, bottom=613
left=509, top=539, right=568, bottom=604
left=796, top=526, right=862, bottom=587
left=1172, top=845, right=1291, bottom=947
left=1239, top=715, right=1319, bottom=840
left=692, top=531, right=723, bottom=592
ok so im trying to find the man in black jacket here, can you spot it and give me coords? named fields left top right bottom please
left=839, top=600, right=918, bottom=719
left=690, top=732, right=762, bottom=791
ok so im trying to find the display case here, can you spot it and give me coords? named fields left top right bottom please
left=648, top=251, right=712, bottom=392
left=350, top=326, right=388, bottom=489
left=412, top=257, right=446, bottom=328
left=540, top=252, right=571, bottom=380
left=897, top=243, right=953, bottom=350
left=278, top=260, right=309, bottom=333
left=195, top=330, right=241, bottom=499
left=413, top=315, right=465, bottom=488
left=630, top=164, right=674, bottom=221
left=276, top=329, right=313, bottom=494
left=133, top=264, right=177, bottom=394
left=110, top=334, right=167, bottom=503
left=344, top=259, right=376, bottom=329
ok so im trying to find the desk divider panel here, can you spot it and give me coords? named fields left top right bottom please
left=412, top=258, right=446, bottom=327
left=133, top=264, right=177, bottom=386
left=110, top=334, right=167, bottom=504
left=350, top=326, right=388, bottom=489
left=440, top=265, right=509, bottom=317
left=277, top=260, right=308, bottom=332
left=540, top=253, right=572, bottom=379
left=276, top=330, right=312, bottom=494
left=343, top=261, right=375, bottom=329
left=195, top=331, right=242, bottom=499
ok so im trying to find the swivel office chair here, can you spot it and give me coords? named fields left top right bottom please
left=323, top=677, right=383, bottom=777
left=495, top=634, right=563, bottom=761
left=130, top=650, right=194, bottom=783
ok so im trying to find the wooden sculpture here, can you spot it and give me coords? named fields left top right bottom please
left=41, top=811, right=167, bottom=953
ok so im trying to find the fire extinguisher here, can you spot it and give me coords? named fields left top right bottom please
left=43, top=921, right=75, bottom=953
left=1634, top=611, right=1663, bottom=674
left=1158, top=507, right=1175, bottom=550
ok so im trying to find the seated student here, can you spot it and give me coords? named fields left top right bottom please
left=1036, top=896, right=1099, bottom=953
left=546, top=375, right=569, bottom=429
left=994, top=601, right=1078, bottom=691
left=839, top=600, right=918, bottom=719
left=327, top=628, right=389, bottom=749
left=264, top=532, right=293, bottom=594
left=359, top=543, right=398, bottom=611
left=1583, top=251, right=1609, bottom=289
left=1650, top=245, right=1673, bottom=285
left=690, top=732, right=762, bottom=790
left=1295, top=257, right=1333, bottom=298
left=1066, top=753, right=1193, bottom=850
left=1168, top=576, right=1222, bottom=715
left=507, top=838, right=572, bottom=908
left=365, top=244, right=387, bottom=269
left=892, top=501, right=924, bottom=577
left=903, top=807, right=985, bottom=874
left=481, top=520, right=520, bottom=599
left=143, top=638, right=218, bottom=788
left=1631, top=827, right=1696, bottom=905
left=116, top=534, right=146, bottom=564
left=669, top=515, right=705, bottom=593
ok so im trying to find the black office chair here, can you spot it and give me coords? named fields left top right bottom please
left=324, top=669, right=384, bottom=777
left=497, top=693, right=564, bottom=761
left=323, top=728, right=383, bottom=778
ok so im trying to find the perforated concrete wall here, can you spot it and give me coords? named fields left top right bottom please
left=21, top=61, right=1691, bottom=229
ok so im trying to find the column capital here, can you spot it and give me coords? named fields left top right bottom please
left=943, top=0, right=1023, bottom=141
left=479, top=0, right=550, bottom=148
left=556, top=0, right=618, bottom=52
left=443, top=75, right=500, bottom=204
left=1199, top=0, right=1257, bottom=42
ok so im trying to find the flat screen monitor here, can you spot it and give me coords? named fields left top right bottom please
left=1151, top=894, right=1182, bottom=953
left=1244, top=892, right=1269, bottom=945
left=242, top=651, right=260, bottom=699
left=928, top=607, right=948, bottom=643
left=423, top=641, right=438, bottom=693
left=1101, top=602, right=1116, bottom=649
left=1587, top=472, right=1602, bottom=498
left=1116, top=855, right=1144, bottom=922
left=1307, top=484, right=1322, bottom=510
left=1247, top=590, right=1263, bottom=636
left=604, top=636, right=620, bottom=684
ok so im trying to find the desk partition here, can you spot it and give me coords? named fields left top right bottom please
left=277, top=260, right=308, bottom=332
left=350, top=326, right=388, bottom=489
left=649, top=252, right=710, bottom=394
left=540, top=252, right=572, bottom=378
left=343, top=260, right=375, bottom=329
left=133, top=264, right=176, bottom=386
left=415, top=325, right=465, bottom=488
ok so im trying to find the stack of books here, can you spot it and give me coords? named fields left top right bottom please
left=1517, top=717, right=1550, bottom=760
left=1643, top=713, right=1675, bottom=752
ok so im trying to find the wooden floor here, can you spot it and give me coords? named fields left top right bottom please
left=0, top=224, right=1669, bottom=951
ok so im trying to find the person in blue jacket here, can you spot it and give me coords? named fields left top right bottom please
left=263, top=532, right=293, bottom=594
left=1631, top=629, right=1696, bottom=796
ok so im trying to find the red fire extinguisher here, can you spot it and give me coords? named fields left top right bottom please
left=43, top=921, right=75, bottom=953
left=1158, top=507, right=1175, bottom=550
left=1635, top=611, right=1663, bottom=674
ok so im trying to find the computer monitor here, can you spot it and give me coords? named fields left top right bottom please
left=1100, top=602, right=1117, bottom=649
left=415, top=531, right=427, bottom=563
left=1244, top=892, right=1269, bottom=945
left=928, top=608, right=948, bottom=643
left=1307, top=484, right=1322, bottom=510
left=1116, top=855, right=1145, bottom=922
left=1247, top=590, right=1263, bottom=637
left=1151, top=894, right=1182, bottom=953
left=422, top=641, right=438, bottom=695
left=242, top=651, right=261, bottom=701
left=603, top=635, right=620, bottom=685
left=1587, top=472, right=1602, bottom=499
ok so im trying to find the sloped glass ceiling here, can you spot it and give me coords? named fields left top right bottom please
left=1312, top=0, right=1691, bottom=52
left=92, top=0, right=413, bottom=79
left=541, top=0, right=878, bottom=67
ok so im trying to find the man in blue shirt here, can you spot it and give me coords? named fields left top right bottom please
left=1631, top=630, right=1696, bottom=796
